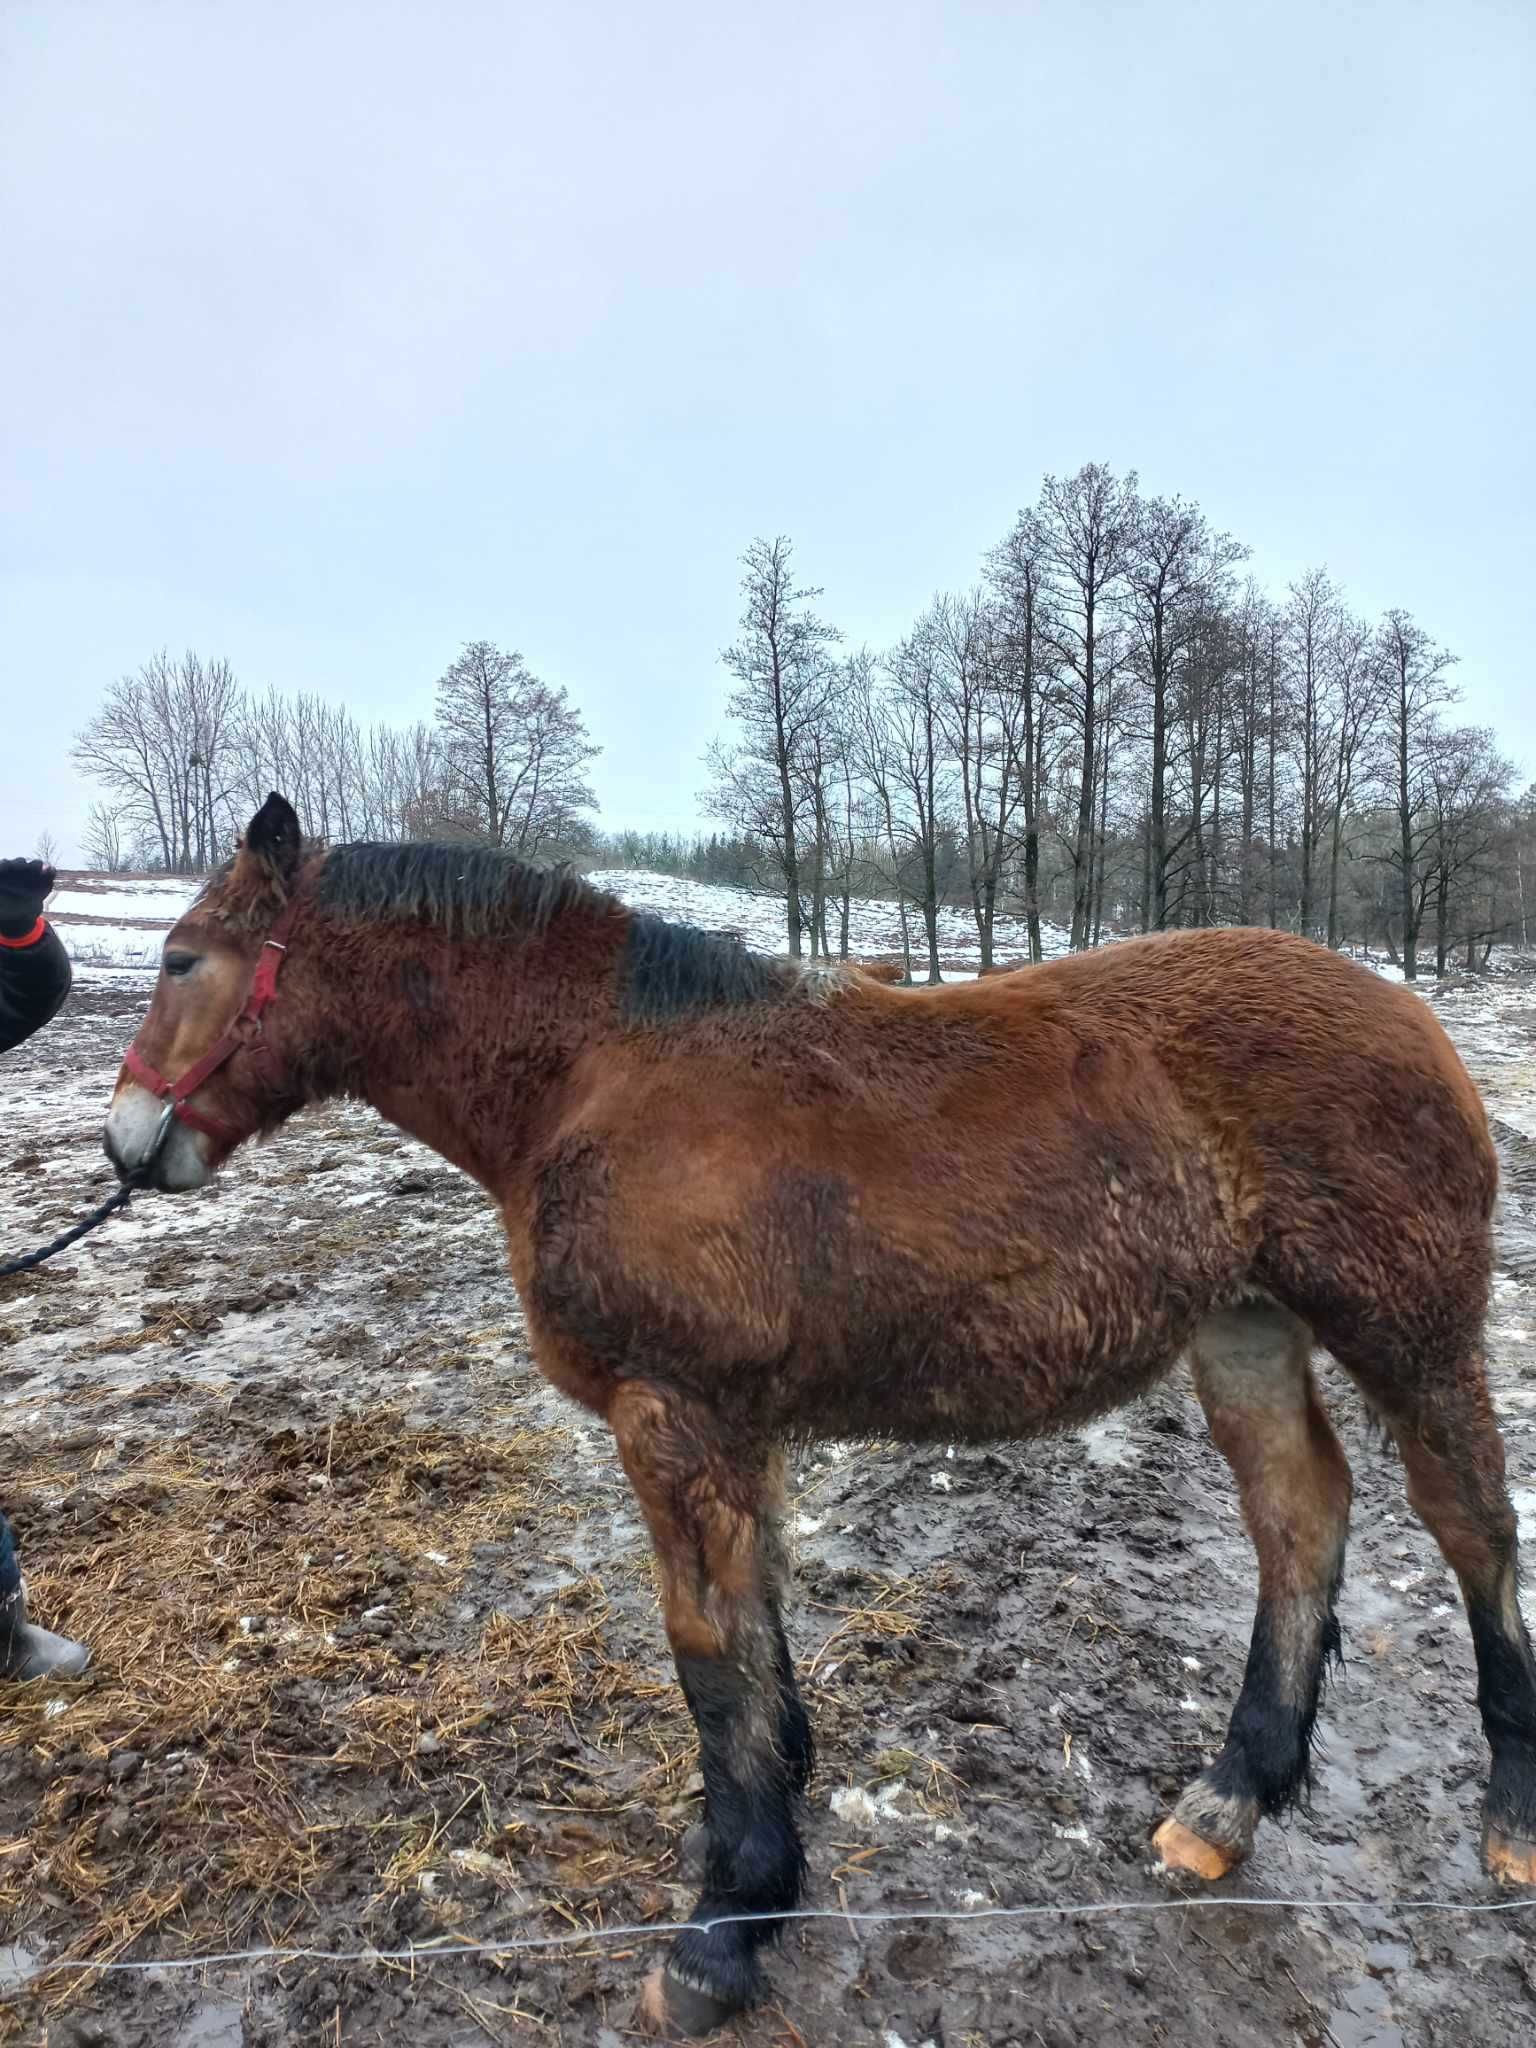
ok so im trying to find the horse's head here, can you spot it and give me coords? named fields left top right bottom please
left=104, top=793, right=310, bottom=1191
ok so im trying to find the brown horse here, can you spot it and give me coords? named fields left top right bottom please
left=103, top=795, right=1536, bottom=2035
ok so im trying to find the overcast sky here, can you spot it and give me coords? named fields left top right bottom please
left=3, top=1, right=1532, bottom=862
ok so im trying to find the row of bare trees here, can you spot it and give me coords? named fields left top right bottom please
left=74, top=642, right=599, bottom=873
left=703, top=470, right=1529, bottom=981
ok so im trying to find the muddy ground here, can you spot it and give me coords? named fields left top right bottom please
left=2, top=969, right=1536, bottom=2048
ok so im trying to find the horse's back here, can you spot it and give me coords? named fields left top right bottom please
left=882, top=927, right=1495, bottom=1332
left=1010, top=928, right=1496, bottom=1335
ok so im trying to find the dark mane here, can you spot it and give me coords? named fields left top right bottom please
left=317, top=839, right=799, bottom=1022
left=621, top=911, right=797, bottom=1022
left=318, top=841, right=602, bottom=938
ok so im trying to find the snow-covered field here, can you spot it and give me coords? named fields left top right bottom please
left=46, top=877, right=203, bottom=921
left=44, top=868, right=1072, bottom=976
left=585, top=868, right=1071, bottom=965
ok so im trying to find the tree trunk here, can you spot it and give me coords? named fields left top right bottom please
left=1398, top=678, right=1417, bottom=980
left=1070, top=595, right=1097, bottom=950
left=1150, top=605, right=1168, bottom=928
left=1092, top=680, right=1112, bottom=946
left=1210, top=682, right=1224, bottom=925
left=1266, top=631, right=1279, bottom=928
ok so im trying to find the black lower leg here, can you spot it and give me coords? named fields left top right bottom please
left=1169, top=1313, right=1352, bottom=1866
left=668, top=1650, right=807, bottom=2014
left=1468, top=1576, right=1536, bottom=1856
left=1385, top=1391, right=1536, bottom=1878
left=1181, top=1579, right=1343, bottom=1850
left=768, top=1599, right=813, bottom=1794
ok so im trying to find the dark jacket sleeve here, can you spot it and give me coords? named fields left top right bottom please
left=0, top=921, right=73, bottom=1053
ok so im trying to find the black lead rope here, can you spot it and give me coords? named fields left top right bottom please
left=0, top=1104, right=175, bottom=1280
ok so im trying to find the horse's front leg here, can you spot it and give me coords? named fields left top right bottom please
left=609, top=1380, right=809, bottom=2036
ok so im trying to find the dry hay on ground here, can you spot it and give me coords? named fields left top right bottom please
left=0, top=1411, right=697, bottom=2035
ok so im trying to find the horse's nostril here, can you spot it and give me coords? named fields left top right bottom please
left=103, top=1127, right=137, bottom=1184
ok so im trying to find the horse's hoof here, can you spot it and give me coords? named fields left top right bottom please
left=1152, top=1816, right=1240, bottom=1881
left=638, top=1964, right=740, bottom=2038
left=1484, top=1827, right=1536, bottom=1887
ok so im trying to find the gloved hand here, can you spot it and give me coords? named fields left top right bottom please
left=0, top=858, right=57, bottom=937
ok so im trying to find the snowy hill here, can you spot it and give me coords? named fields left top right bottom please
left=587, top=870, right=1069, bottom=966
left=48, top=867, right=1070, bottom=978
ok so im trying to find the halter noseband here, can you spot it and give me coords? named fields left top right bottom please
left=122, top=899, right=300, bottom=1148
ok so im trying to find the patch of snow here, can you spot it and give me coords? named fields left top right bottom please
left=57, top=924, right=167, bottom=970
left=588, top=868, right=1072, bottom=968
left=830, top=1783, right=914, bottom=1830
left=49, top=878, right=198, bottom=920
left=1081, top=1416, right=1138, bottom=1468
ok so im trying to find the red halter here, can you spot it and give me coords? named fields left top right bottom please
left=122, top=899, right=300, bottom=1147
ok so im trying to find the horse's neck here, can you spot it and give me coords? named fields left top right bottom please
left=329, top=914, right=615, bottom=1193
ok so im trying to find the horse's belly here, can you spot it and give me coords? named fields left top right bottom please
left=771, top=1255, right=1211, bottom=1445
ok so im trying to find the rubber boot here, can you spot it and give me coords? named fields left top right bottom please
left=0, top=1541, right=91, bottom=1681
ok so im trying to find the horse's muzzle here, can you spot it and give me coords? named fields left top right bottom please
left=103, top=1088, right=213, bottom=1192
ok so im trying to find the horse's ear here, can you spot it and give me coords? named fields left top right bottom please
left=239, top=792, right=303, bottom=892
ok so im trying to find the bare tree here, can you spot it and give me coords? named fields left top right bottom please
left=930, top=591, right=1028, bottom=968
left=703, top=538, right=840, bottom=957
left=880, top=621, right=961, bottom=982
left=1282, top=568, right=1339, bottom=939
left=1125, top=496, right=1245, bottom=927
left=1374, top=609, right=1459, bottom=979
left=1514, top=783, right=1536, bottom=952
left=821, top=655, right=873, bottom=959
left=435, top=641, right=599, bottom=854
left=1321, top=611, right=1382, bottom=948
left=987, top=512, right=1055, bottom=960
left=1423, top=724, right=1514, bottom=974
left=849, top=654, right=918, bottom=978
left=1034, top=464, right=1139, bottom=948
left=81, top=804, right=129, bottom=872
left=73, top=650, right=244, bottom=872
left=1225, top=584, right=1274, bottom=925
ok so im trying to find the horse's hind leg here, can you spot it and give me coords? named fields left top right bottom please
left=609, top=1382, right=809, bottom=2036
left=1326, top=1330, right=1536, bottom=1883
left=1155, top=1302, right=1353, bottom=1877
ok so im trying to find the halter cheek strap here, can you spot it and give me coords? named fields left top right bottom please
left=121, top=899, right=300, bottom=1148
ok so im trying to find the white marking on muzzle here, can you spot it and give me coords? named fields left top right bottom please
left=105, top=1084, right=213, bottom=1191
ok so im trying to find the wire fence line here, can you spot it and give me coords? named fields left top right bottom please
left=23, top=1889, right=1536, bottom=1979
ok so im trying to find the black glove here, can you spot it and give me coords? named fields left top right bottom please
left=0, top=859, right=56, bottom=937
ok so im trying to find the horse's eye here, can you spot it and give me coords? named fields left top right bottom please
left=163, top=952, right=199, bottom=978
